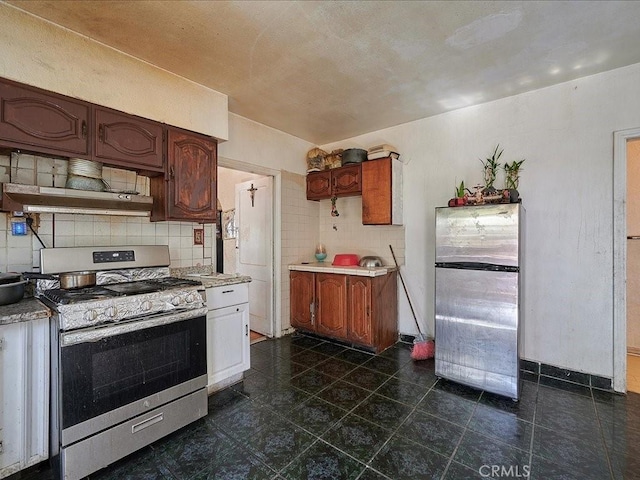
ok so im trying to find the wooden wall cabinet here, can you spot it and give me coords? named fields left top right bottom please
left=362, top=156, right=403, bottom=225
left=150, top=128, right=218, bottom=222
left=93, top=106, right=164, bottom=175
left=289, top=270, right=397, bottom=352
left=0, top=80, right=90, bottom=158
left=0, top=77, right=165, bottom=176
left=306, top=164, right=362, bottom=200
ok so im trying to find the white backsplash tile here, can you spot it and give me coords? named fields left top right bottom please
left=0, top=153, right=218, bottom=271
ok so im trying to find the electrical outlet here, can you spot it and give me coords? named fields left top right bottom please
left=193, top=229, right=204, bottom=245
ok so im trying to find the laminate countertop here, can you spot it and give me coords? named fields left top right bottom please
left=0, top=297, right=51, bottom=326
left=288, top=262, right=396, bottom=277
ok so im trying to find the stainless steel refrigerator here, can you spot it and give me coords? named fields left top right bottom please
left=434, top=203, right=523, bottom=400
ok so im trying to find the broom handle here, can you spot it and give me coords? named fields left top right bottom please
left=389, top=245, right=423, bottom=336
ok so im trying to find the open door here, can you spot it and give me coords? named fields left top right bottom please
left=235, top=176, right=273, bottom=337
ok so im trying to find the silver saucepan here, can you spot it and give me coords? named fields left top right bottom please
left=23, top=271, right=97, bottom=289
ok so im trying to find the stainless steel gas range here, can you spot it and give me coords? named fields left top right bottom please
left=36, top=245, right=208, bottom=480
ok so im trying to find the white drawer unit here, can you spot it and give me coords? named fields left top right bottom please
left=205, top=283, right=250, bottom=390
left=206, top=283, right=249, bottom=310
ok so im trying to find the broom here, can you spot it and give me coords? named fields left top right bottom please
left=389, top=245, right=435, bottom=360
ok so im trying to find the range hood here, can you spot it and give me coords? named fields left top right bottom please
left=0, top=183, right=153, bottom=217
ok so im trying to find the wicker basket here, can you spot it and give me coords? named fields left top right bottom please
left=324, top=149, right=343, bottom=169
left=306, top=147, right=327, bottom=172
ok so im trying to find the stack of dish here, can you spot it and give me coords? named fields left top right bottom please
left=66, top=158, right=107, bottom=191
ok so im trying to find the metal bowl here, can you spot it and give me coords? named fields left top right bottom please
left=342, top=148, right=367, bottom=164
left=0, top=280, right=26, bottom=306
left=358, top=256, right=383, bottom=268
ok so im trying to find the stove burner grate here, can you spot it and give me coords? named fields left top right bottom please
left=42, top=277, right=202, bottom=305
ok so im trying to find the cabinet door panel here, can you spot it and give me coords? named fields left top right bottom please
left=0, top=318, right=49, bottom=478
left=290, top=271, right=315, bottom=330
left=0, top=81, right=89, bottom=157
left=362, top=158, right=391, bottom=224
left=165, top=129, right=217, bottom=222
left=207, top=304, right=249, bottom=386
left=94, top=107, right=163, bottom=172
left=348, top=277, right=372, bottom=346
left=306, top=171, right=332, bottom=200
left=316, top=273, right=347, bottom=338
left=332, top=164, right=361, bottom=196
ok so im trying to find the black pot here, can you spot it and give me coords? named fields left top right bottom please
left=342, top=148, right=367, bottom=164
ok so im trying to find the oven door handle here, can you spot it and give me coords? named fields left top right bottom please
left=61, top=306, right=208, bottom=347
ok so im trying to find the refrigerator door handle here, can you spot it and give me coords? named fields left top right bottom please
left=435, top=262, right=519, bottom=272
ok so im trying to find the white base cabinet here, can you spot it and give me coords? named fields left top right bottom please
left=0, top=318, right=49, bottom=479
left=205, top=283, right=250, bottom=390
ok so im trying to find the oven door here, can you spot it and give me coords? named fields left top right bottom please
left=58, top=309, right=207, bottom=445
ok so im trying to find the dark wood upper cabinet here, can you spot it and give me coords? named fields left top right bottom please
left=150, top=128, right=217, bottom=222
left=306, top=171, right=332, bottom=200
left=0, top=79, right=90, bottom=157
left=306, top=164, right=362, bottom=201
left=93, top=106, right=164, bottom=174
left=362, top=157, right=403, bottom=225
left=332, top=164, right=361, bottom=196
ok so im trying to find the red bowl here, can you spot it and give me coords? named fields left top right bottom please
left=332, top=254, right=359, bottom=266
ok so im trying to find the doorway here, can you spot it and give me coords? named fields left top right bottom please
left=217, top=161, right=280, bottom=341
left=613, top=127, right=640, bottom=393
left=626, top=137, right=640, bottom=393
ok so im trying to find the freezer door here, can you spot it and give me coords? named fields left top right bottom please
left=435, top=204, right=520, bottom=267
left=435, top=267, right=520, bottom=399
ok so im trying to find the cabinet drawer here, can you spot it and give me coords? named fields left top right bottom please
left=206, top=283, right=249, bottom=309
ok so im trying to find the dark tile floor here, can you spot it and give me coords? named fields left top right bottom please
left=13, top=333, right=640, bottom=480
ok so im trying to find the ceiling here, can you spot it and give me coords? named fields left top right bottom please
left=7, top=0, right=640, bottom=145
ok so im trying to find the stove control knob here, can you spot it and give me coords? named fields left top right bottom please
left=171, top=296, right=183, bottom=307
left=141, top=301, right=152, bottom=312
left=84, top=310, right=98, bottom=322
left=106, top=306, right=118, bottom=318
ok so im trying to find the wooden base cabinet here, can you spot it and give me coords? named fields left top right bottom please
left=0, top=319, right=49, bottom=479
left=316, top=273, right=348, bottom=338
left=290, top=271, right=397, bottom=353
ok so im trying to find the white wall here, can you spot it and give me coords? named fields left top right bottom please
left=0, top=4, right=228, bottom=139
left=323, top=63, right=640, bottom=378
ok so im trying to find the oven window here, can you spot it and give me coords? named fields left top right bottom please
left=61, top=316, right=206, bottom=429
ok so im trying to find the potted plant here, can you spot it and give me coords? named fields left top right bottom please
left=480, top=145, right=503, bottom=194
left=448, top=181, right=467, bottom=206
left=504, top=159, right=525, bottom=203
